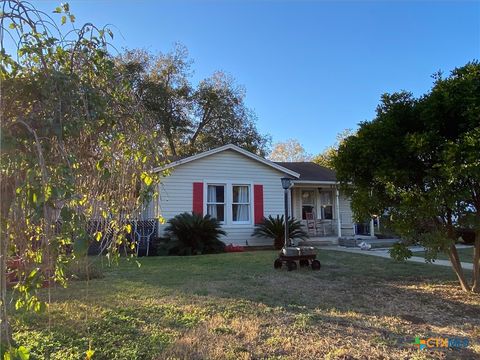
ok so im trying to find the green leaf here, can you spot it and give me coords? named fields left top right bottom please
left=86, top=349, right=95, bottom=360
left=142, top=172, right=153, bottom=186
left=33, top=301, right=44, bottom=313
left=53, top=6, right=62, bottom=13
left=61, top=16, right=66, bottom=25
left=15, top=299, right=25, bottom=310
left=44, top=185, right=52, bottom=201
left=17, top=346, right=30, bottom=360
left=9, top=23, right=16, bottom=29
left=32, top=193, right=37, bottom=204
left=96, top=160, right=104, bottom=171
left=27, top=268, right=39, bottom=280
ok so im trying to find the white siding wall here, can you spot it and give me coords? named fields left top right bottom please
left=155, top=149, right=289, bottom=246
left=339, top=193, right=355, bottom=236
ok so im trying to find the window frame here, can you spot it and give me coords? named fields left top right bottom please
left=206, top=183, right=226, bottom=224
left=319, top=190, right=334, bottom=220
left=231, top=184, right=251, bottom=224
left=203, top=180, right=254, bottom=226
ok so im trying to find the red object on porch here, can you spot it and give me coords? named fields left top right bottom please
left=192, top=182, right=203, bottom=215
left=253, top=184, right=264, bottom=224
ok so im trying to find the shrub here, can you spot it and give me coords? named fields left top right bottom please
left=252, top=215, right=308, bottom=249
left=164, top=212, right=227, bottom=255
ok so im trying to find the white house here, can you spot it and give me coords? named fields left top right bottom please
left=147, top=144, right=357, bottom=246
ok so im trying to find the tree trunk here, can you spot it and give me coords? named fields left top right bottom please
left=0, top=175, right=15, bottom=348
left=189, top=106, right=212, bottom=152
left=471, top=229, right=480, bottom=293
left=444, top=213, right=471, bottom=292
left=447, top=244, right=471, bottom=292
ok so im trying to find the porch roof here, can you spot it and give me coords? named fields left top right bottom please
left=274, top=162, right=337, bottom=182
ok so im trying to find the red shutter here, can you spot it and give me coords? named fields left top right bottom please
left=253, top=184, right=264, bottom=224
left=192, top=182, right=203, bottom=215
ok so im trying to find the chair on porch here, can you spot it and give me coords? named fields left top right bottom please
left=305, top=212, right=317, bottom=236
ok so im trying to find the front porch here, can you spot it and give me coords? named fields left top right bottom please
left=289, top=182, right=355, bottom=238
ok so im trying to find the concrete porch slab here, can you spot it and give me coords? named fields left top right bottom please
left=298, top=236, right=339, bottom=246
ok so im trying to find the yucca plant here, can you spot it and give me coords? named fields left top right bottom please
left=164, top=212, right=227, bottom=255
left=252, top=215, right=308, bottom=249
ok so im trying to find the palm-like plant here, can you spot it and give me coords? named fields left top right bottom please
left=252, top=215, right=308, bottom=249
left=164, top=212, right=227, bottom=255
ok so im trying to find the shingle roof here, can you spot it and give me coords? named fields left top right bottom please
left=274, top=162, right=337, bottom=182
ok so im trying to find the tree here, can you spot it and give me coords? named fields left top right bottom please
left=1, top=1, right=160, bottom=351
left=119, top=47, right=270, bottom=157
left=269, top=138, right=312, bottom=162
left=313, top=129, right=354, bottom=169
left=333, top=62, right=480, bottom=292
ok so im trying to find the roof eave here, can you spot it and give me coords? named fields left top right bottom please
left=292, top=180, right=338, bottom=185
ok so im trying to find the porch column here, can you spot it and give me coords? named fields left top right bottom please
left=370, top=219, right=375, bottom=237
left=335, top=188, right=342, bottom=238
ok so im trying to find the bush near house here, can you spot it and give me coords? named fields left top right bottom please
left=252, top=215, right=308, bottom=249
left=163, top=213, right=227, bottom=255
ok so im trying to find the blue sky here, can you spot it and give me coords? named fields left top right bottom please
left=31, top=1, right=479, bottom=154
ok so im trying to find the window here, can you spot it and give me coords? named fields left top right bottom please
left=302, top=190, right=316, bottom=220
left=205, top=183, right=252, bottom=224
left=232, top=185, right=250, bottom=222
left=207, top=184, right=225, bottom=222
left=319, top=191, right=333, bottom=220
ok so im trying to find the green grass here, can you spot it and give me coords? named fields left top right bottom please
left=9, top=250, right=480, bottom=359
left=411, top=246, right=474, bottom=263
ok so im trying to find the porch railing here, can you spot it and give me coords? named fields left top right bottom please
left=301, top=220, right=337, bottom=237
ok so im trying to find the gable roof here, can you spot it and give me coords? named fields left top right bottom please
left=153, top=144, right=300, bottom=178
left=274, top=162, right=337, bottom=182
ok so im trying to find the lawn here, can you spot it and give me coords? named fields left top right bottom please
left=10, top=250, right=480, bottom=360
left=411, top=246, right=474, bottom=263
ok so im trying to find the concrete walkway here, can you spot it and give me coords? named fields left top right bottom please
left=320, top=245, right=474, bottom=270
